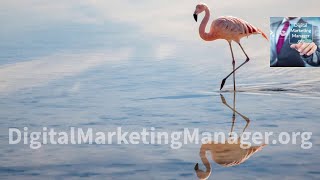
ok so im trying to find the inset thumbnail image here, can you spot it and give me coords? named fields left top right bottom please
left=270, top=17, right=320, bottom=67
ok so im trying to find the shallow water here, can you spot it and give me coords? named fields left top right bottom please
left=1, top=1, right=320, bottom=179
left=1, top=58, right=319, bottom=179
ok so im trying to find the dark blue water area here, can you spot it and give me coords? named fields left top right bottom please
left=0, top=57, right=319, bottom=179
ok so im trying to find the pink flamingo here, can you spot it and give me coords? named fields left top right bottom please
left=193, top=3, right=268, bottom=91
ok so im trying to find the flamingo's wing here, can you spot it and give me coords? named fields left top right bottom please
left=212, top=16, right=268, bottom=40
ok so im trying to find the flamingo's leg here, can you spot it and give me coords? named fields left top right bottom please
left=220, top=93, right=250, bottom=134
left=223, top=42, right=236, bottom=91
left=238, top=42, right=250, bottom=61
left=230, top=91, right=236, bottom=135
left=220, top=43, right=250, bottom=90
left=220, top=94, right=250, bottom=123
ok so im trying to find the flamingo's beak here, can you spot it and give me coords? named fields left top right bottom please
left=193, top=14, right=197, bottom=22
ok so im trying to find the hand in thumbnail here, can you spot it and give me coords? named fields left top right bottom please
left=290, top=42, right=317, bottom=56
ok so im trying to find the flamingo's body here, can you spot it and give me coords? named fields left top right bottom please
left=193, top=3, right=268, bottom=90
left=204, top=16, right=268, bottom=42
left=195, top=141, right=266, bottom=180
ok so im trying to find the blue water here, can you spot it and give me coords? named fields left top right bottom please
left=1, top=0, right=320, bottom=179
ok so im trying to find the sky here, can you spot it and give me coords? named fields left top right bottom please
left=2, top=0, right=320, bottom=36
left=1, top=0, right=320, bottom=93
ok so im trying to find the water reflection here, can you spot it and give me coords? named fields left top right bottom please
left=194, top=93, right=266, bottom=180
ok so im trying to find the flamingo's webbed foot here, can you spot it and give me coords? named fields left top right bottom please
left=220, top=78, right=226, bottom=90
left=220, top=94, right=227, bottom=104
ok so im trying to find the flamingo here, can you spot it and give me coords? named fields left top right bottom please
left=193, top=3, right=268, bottom=91
left=194, top=93, right=266, bottom=180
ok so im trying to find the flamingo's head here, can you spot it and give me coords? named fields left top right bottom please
left=193, top=3, right=208, bottom=22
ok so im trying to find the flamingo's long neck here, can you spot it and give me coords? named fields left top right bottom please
left=195, top=144, right=213, bottom=179
left=200, top=144, right=211, bottom=173
left=199, top=8, right=214, bottom=41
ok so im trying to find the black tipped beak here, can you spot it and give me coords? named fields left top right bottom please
left=193, top=14, right=197, bottom=22
left=194, top=163, right=199, bottom=170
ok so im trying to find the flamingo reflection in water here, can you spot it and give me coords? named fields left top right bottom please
left=194, top=93, right=266, bottom=180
